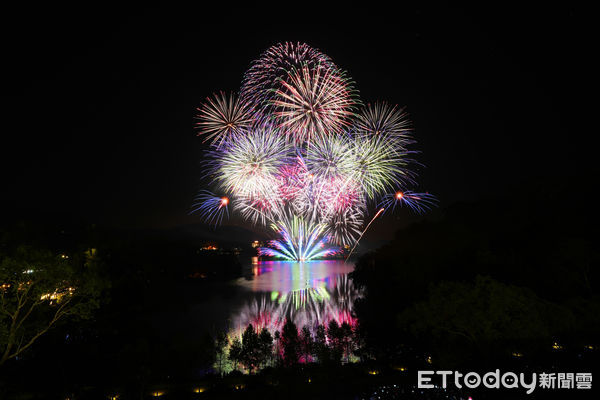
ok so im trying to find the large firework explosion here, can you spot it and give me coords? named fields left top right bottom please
left=195, top=42, right=434, bottom=261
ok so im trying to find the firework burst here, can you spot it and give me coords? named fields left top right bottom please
left=192, top=42, right=435, bottom=260
left=323, top=207, right=364, bottom=246
left=190, top=190, right=229, bottom=227
left=240, top=42, right=333, bottom=110
left=259, top=214, right=338, bottom=261
left=379, top=190, right=438, bottom=214
left=196, top=92, right=254, bottom=148
left=272, top=64, right=357, bottom=144
left=355, top=101, right=411, bottom=141
left=350, top=133, right=412, bottom=200
left=209, top=124, right=289, bottom=197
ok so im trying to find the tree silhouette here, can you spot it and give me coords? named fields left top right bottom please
left=0, top=245, right=106, bottom=366
left=258, top=327, right=273, bottom=368
left=214, top=331, right=228, bottom=375
left=327, top=320, right=343, bottom=364
left=281, top=319, right=300, bottom=367
left=228, top=337, right=242, bottom=371
left=299, top=325, right=313, bottom=363
left=313, top=324, right=330, bottom=363
left=340, top=322, right=353, bottom=363
left=240, top=324, right=261, bottom=373
left=273, top=330, right=281, bottom=365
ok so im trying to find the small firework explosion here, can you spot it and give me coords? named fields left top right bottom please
left=190, top=190, right=229, bottom=227
left=350, top=134, right=411, bottom=200
left=192, top=42, right=435, bottom=260
left=196, top=92, right=254, bottom=148
left=379, top=190, right=438, bottom=214
left=355, top=101, right=411, bottom=140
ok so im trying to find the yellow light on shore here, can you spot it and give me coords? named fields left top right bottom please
left=552, top=342, right=563, bottom=350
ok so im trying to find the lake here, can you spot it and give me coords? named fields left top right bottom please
left=227, top=259, right=359, bottom=338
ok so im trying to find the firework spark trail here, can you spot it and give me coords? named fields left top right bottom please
left=192, top=42, right=435, bottom=261
left=345, top=207, right=385, bottom=262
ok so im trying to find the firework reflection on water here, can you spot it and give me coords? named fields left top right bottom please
left=228, top=260, right=360, bottom=341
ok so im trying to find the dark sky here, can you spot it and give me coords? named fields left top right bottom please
left=0, top=4, right=594, bottom=233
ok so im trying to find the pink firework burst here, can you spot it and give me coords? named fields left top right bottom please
left=276, top=156, right=309, bottom=201
left=321, top=177, right=363, bottom=213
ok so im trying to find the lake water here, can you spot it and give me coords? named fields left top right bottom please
left=152, top=259, right=358, bottom=356
left=227, top=260, right=359, bottom=337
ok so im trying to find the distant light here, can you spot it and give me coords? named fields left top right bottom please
left=395, top=191, right=404, bottom=200
left=552, top=342, right=563, bottom=350
left=193, top=387, right=206, bottom=393
left=220, top=197, right=229, bottom=206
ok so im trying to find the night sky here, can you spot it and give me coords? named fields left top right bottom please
left=1, top=5, right=594, bottom=235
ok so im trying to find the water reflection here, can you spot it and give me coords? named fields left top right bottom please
left=229, top=260, right=360, bottom=338
left=236, top=259, right=355, bottom=292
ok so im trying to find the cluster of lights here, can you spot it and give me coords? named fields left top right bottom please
left=40, top=287, right=75, bottom=304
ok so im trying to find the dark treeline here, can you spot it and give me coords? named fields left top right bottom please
left=351, top=175, right=600, bottom=369
left=220, top=319, right=358, bottom=374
